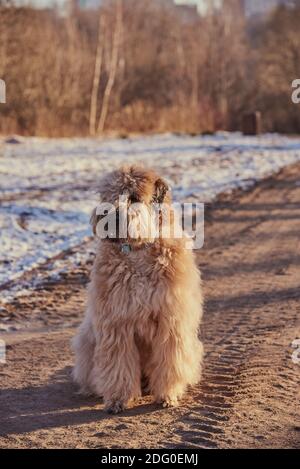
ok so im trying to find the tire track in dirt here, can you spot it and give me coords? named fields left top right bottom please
left=168, top=165, right=300, bottom=448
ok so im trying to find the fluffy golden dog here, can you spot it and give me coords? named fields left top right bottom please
left=72, top=165, right=203, bottom=413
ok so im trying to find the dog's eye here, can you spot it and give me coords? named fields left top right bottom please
left=130, top=193, right=139, bottom=203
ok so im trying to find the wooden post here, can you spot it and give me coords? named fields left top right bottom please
left=242, top=111, right=262, bottom=135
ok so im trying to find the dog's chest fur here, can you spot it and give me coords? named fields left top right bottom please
left=92, top=242, right=175, bottom=330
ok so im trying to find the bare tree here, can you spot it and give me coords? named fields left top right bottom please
left=89, top=13, right=105, bottom=136
left=97, top=0, right=123, bottom=134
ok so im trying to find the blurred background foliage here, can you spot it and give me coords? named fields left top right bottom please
left=0, top=0, right=300, bottom=136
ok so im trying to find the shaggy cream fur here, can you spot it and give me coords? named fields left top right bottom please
left=72, top=166, right=203, bottom=413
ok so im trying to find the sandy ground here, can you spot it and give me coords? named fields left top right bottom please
left=0, top=163, right=300, bottom=449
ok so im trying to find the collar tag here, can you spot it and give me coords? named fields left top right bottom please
left=121, top=243, right=132, bottom=254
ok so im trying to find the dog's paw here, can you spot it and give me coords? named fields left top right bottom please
left=157, top=396, right=179, bottom=408
left=106, top=400, right=125, bottom=414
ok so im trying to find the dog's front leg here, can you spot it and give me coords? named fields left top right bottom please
left=91, top=326, right=141, bottom=414
left=148, top=324, right=203, bottom=408
left=148, top=332, right=186, bottom=408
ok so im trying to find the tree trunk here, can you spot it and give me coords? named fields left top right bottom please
left=89, top=13, right=105, bottom=136
left=97, top=0, right=123, bottom=135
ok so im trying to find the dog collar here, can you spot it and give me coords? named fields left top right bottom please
left=120, top=243, right=132, bottom=254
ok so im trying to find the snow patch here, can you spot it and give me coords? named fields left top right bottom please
left=1, top=132, right=300, bottom=301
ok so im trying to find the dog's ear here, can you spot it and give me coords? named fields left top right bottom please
left=90, top=207, right=99, bottom=236
left=153, top=178, right=169, bottom=204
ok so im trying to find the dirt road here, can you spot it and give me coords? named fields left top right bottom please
left=0, top=164, right=300, bottom=449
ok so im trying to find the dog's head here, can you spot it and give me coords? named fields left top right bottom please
left=91, top=165, right=171, bottom=243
